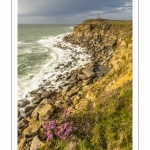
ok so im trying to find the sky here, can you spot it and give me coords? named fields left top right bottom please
left=18, top=0, right=132, bottom=24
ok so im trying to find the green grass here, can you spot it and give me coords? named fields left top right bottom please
left=38, top=81, right=132, bottom=150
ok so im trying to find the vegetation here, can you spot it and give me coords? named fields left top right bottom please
left=36, top=81, right=132, bottom=150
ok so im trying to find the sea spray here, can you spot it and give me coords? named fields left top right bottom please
left=18, top=33, right=91, bottom=101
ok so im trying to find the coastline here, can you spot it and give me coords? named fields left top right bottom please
left=18, top=19, right=132, bottom=150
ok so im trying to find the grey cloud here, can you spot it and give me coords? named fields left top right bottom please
left=18, top=0, right=132, bottom=23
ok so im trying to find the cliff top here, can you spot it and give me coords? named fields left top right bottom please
left=82, top=18, right=132, bottom=24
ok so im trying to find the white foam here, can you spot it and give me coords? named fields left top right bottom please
left=69, top=26, right=74, bottom=29
left=18, top=41, right=33, bottom=45
left=18, top=33, right=91, bottom=100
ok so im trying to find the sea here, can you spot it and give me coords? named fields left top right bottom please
left=18, top=24, right=91, bottom=101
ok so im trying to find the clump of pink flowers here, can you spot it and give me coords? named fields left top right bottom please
left=43, top=110, right=77, bottom=141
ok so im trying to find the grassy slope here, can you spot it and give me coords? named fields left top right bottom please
left=38, top=20, right=132, bottom=150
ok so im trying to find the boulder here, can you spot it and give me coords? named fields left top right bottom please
left=66, top=87, right=79, bottom=97
left=82, top=69, right=95, bottom=78
left=18, top=119, right=29, bottom=129
left=25, top=106, right=34, bottom=113
left=25, top=109, right=34, bottom=118
left=38, top=128, right=46, bottom=139
left=82, top=79, right=93, bottom=86
left=70, top=73, right=77, bottom=81
left=30, top=136, right=44, bottom=150
left=32, top=98, right=42, bottom=104
left=18, top=137, right=26, bottom=150
left=18, top=100, right=30, bottom=108
left=40, top=98, right=55, bottom=105
left=78, top=73, right=87, bottom=80
left=37, top=104, right=54, bottom=122
left=85, top=62, right=94, bottom=70
left=62, top=86, right=71, bottom=93
left=23, top=119, right=41, bottom=137
left=41, top=90, right=52, bottom=99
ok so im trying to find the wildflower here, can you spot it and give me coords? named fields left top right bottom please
left=64, top=122, right=69, bottom=129
left=33, top=143, right=41, bottom=150
left=73, top=127, right=77, bottom=130
left=61, top=135, right=66, bottom=141
left=43, top=110, right=77, bottom=141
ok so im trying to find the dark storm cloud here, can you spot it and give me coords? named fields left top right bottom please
left=18, top=0, right=132, bottom=23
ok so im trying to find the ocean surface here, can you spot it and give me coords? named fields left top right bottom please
left=18, top=24, right=91, bottom=100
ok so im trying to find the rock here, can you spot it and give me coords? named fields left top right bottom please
left=82, top=79, right=92, bottom=86
left=73, top=99, right=79, bottom=105
left=18, top=100, right=30, bottom=108
left=30, top=136, right=44, bottom=150
left=41, top=90, right=52, bottom=99
left=62, top=86, right=71, bottom=93
left=37, top=104, right=54, bottom=122
left=71, top=95, right=80, bottom=101
left=23, top=119, right=41, bottom=137
left=26, top=137, right=33, bottom=143
left=75, top=99, right=90, bottom=110
left=86, top=91, right=96, bottom=102
left=25, top=106, right=34, bottom=113
left=41, top=98, right=55, bottom=105
left=56, top=74, right=62, bottom=78
left=18, top=137, right=26, bottom=150
left=30, top=88, right=40, bottom=95
left=67, top=61, right=72, bottom=66
left=54, top=100, right=63, bottom=107
left=78, top=73, right=87, bottom=80
left=25, top=109, right=34, bottom=118
left=70, top=73, right=77, bottom=81
left=18, top=119, right=29, bottom=129
left=72, top=95, right=80, bottom=105
left=85, top=62, right=94, bottom=70
left=32, top=98, right=42, bottom=104
left=25, top=143, right=30, bottom=150
left=44, top=81, right=51, bottom=86
left=18, top=109, right=20, bottom=118
left=38, top=128, right=46, bottom=139
left=66, top=87, right=79, bottom=97
left=82, top=69, right=95, bottom=78
left=32, top=93, right=41, bottom=99
left=78, top=91, right=83, bottom=98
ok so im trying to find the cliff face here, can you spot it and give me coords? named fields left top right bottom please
left=18, top=19, right=132, bottom=150
left=64, top=19, right=132, bottom=91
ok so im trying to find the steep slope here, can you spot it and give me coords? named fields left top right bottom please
left=18, top=19, right=132, bottom=150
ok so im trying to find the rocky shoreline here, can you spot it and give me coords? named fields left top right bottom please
left=18, top=19, right=132, bottom=150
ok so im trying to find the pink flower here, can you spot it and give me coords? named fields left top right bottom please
left=73, top=127, right=77, bottom=130
left=61, top=135, right=66, bottom=141
left=33, top=143, right=41, bottom=150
